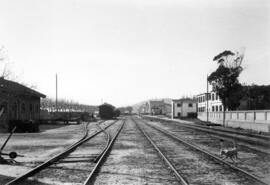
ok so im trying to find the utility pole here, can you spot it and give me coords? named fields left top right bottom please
left=56, top=74, right=58, bottom=113
left=206, top=74, right=209, bottom=122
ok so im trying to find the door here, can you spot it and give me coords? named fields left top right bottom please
left=11, top=102, right=18, bottom=120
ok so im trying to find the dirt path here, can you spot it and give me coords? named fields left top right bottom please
left=0, top=122, right=96, bottom=184
left=93, top=117, right=179, bottom=185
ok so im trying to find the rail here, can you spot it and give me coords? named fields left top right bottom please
left=5, top=120, right=118, bottom=185
left=132, top=117, right=188, bottom=185
left=83, top=119, right=125, bottom=185
left=140, top=118, right=268, bottom=185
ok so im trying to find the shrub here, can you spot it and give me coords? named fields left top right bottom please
left=8, top=120, right=39, bottom=133
left=99, top=104, right=115, bottom=119
left=187, top=112, right=197, bottom=118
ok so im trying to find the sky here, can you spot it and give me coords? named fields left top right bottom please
left=0, top=0, right=269, bottom=107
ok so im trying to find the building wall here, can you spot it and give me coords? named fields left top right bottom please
left=0, top=93, right=41, bottom=129
left=198, top=110, right=270, bottom=132
left=146, top=101, right=167, bottom=115
left=181, top=102, right=197, bottom=117
left=172, top=100, right=196, bottom=118
left=197, top=92, right=223, bottom=113
left=174, top=104, right=182, bottom=117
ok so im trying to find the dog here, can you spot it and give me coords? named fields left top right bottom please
left=220, top=148, right=238, bottom=163
left=219, top=139, right=238, bottom=163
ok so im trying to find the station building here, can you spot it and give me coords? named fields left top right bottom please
left=0, top=78, right=46, bottom=130
left=171, top=98, right=197, bottom=119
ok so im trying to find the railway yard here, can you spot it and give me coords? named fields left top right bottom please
left=0, top=116, right=269, bottom=185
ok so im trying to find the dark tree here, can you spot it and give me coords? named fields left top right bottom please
left=208, top=49, right=244, bottom=126
left=240, top=85, right=270, bottom=110
left=99, top=103, right=115, bottom=119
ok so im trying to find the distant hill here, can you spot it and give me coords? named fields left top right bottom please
left=131, top=98, right=172, bottom=113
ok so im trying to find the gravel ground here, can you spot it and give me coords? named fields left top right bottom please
left=138, top=119, right=262, bottom=185
left=146, top=119, right=270, bottom=184
left=2, top=117, right=267, bottom=185
left=25, top=120, right=121, bottom=185
left=0, top=122, right=98, bottom=184
left=93, top=117, right=179, bottom=185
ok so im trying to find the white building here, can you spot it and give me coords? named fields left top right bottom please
left=196, top=91, right=224, bottom=121
left=197, top=91, right=224, bottom=113
left=171, top=98, right=197, bottom=119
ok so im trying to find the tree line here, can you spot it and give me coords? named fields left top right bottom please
left=41, top=97, right=97, bottom=113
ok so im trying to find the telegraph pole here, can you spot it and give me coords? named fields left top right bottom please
left=56, top=74, right=58, bottom=113
left=206, top=74, right=209, bottom=122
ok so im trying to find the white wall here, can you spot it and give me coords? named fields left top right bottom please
left=172, top=101, right=196, bottom=118
left=181, top=102, right=196, bottom=117
left=198, top=110, right=270, bottom=132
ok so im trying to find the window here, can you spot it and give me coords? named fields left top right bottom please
left=188, top=103, right=193, bottom=107
left=202, top=96, right=205, bottom=102
left=216, top=105, right=218, bottom=112
left=216, top=93, right=218, bottom=100
left=177, top=103, right=182, bottom=107
left=212, top=106, right=214, bottom=112
left=219, top=105, right=222, bottom=111
left=212, top=94, right=214, bottom=100
left=21, top=103, right=25, bottom=114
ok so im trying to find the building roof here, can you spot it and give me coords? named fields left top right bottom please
left=0, top=78, right=46, bottom=98
left=172, top=98, right=197, bottom=103
left=196, top=91, right=217, bottom=97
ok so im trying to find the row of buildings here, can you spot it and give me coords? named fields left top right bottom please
left=139, top=91, right=224, bottom=119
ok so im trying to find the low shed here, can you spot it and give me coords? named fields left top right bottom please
left=0, top=78, right=46, bottom=130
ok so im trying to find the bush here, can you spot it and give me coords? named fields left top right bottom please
left=187, top=112, right=197, bottom=118
left=8, top=120, right=39, bottom=133
left=99, top=104, right=115, bottom=119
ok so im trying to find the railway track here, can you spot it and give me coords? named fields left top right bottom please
left=83, top=119, right=125, bottom=185
left=91, top=117, right=180, bottom=185
left=144, top=116, right=270, bottom=155
left=143, top=116, right=270, bottom=148
left=133, top=117, right=268, bottom=185
left=143, top=117, right=270, bottom=180
left=5, top=119, right=125, bottom=185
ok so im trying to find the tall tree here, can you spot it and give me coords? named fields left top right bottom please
left=208, top=50, right=244, bottom=126
left=0, top=46, right=12, bottom=79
